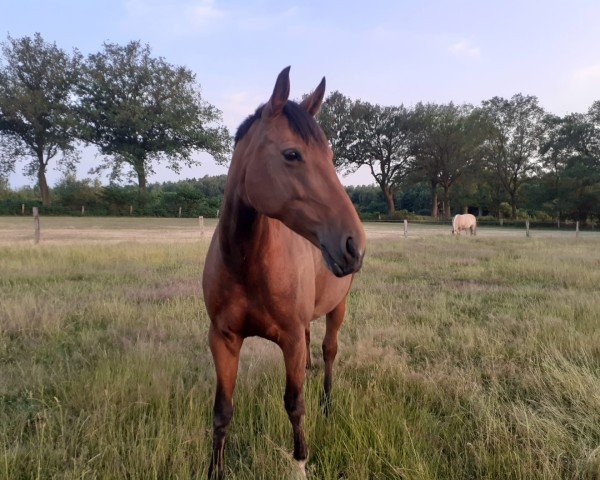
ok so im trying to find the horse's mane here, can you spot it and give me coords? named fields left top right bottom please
left=234, top=101, right=327, bottom=146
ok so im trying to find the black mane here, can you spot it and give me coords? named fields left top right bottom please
left=234, top=101, right=326, bottom=146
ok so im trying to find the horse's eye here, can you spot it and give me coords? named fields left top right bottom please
left=282, top=149, right=302, bottom=162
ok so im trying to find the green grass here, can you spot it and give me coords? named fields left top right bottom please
left=1, top=232, right=599, bottom=479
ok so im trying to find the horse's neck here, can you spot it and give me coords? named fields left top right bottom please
left=218, top=187, right=271, bottom=275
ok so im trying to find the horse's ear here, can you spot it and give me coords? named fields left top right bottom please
left=263, top=66, right=291, bottom=118
left=300, top=77, right=326, bottom=116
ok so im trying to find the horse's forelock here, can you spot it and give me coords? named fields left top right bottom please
left=234, top=101, right=327, bottom=147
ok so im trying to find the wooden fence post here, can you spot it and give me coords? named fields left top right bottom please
left=33, top=207, right=40, bottom=244
left=525, top=220, right=530, bottom=237
left=81, top=205, right=85, bottom=215
left=216, top=209, right=219, bottom=219
left=129, top=205, right=133, bottom=215
left=21, top=203, right=25, bottom=215
left=557, top=219, right=560, bottom=229
left=500, top=218, right=503, bottom=227
left=576, top=221, right=579, bottom=238
left=199, top=216, right=204, bottom=236
left=403, top=219, right=408, bottom=238
left=178, top=206, right=182, bottom=218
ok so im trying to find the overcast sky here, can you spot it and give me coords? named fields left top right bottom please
left=2, top=0, right=600, bottom=188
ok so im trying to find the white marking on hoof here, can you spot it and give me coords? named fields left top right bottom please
left=296, top=459, right=307, bottom=478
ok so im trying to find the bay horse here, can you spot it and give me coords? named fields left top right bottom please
left=202, top=67, right=366, bottom=479
left=452, top=213, right=477, bottom=235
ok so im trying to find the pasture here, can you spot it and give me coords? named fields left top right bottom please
left=1, top=217, right=599, bottom=479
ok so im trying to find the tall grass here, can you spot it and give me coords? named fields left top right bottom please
left=1, top=234, right=599, bottom=479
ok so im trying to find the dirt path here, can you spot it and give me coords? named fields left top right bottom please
left=0, top=216, right=596, bottom=245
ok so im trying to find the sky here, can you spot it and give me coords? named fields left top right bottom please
left=2, top=0, right=600, bottom=188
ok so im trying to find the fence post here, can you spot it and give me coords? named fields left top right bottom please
left=500, top=218, right=503, bottom=227
left=21, top=203, right=25, bottom=215
left=178, top=206, right=182, bottom=218
left=216, top=209, right=219, bottom=219
left=33, top=207, right=40, bottom=244
left=129, top=205, right=133, bottom=215
left=199, top=216, right=204, bottom=236
left=557, top=219, right=560, bottom=229
left=525, top=220, right=530, bottom=237
left=403, top=219, right=408, bottom=238
left=81, top=205, right=85, bottom=215
left=576, top=221, right=579, bottom=238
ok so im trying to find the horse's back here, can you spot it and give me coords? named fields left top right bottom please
left=456, top=213, right=476, bottom=228
left=463, top=213, right=476, bottom=226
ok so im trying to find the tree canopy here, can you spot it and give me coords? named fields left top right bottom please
left=412, top=103, right=486, bottom=219
left=319, top=91, right=414, bottom=214
left=480, top=94, right=546, bottom=218
left=77, top=41, right=230, bottom=200
left=0, top=33, right=81, bottom=205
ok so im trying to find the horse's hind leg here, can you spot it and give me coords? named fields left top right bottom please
left=305, top=328, right=311, bottom=370
left=280, top=330, right=309, bottom=471
left=208, top=325, right=243, bottom=480
left=322, top=299, right=346, bottom=414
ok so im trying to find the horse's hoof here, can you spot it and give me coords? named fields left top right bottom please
left=296, top=459, right=307, bottom=478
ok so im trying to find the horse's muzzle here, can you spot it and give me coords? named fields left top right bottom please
left=320, top=236, right=364, bottom=277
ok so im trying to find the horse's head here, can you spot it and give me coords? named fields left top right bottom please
left=235, top=67, right=365, bottom=277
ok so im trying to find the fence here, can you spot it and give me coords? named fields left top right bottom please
left=0, top=199, right=219, bottom=218
left=366, top=218, right=597, bottom=231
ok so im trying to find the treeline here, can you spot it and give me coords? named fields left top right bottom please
left=319, top=93, right=600, bottom=221
left=0, top=33, right=229, bottom=207
left=3, top=174, right=572, bottom=223
left=1, top=33, right=599, bottom=222
left=0, top=175, right=227, bottom=217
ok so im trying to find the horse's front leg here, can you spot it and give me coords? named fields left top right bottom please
left=208, top=325, right=243, bottom=480
left=280, top=329, right=309, bottom=473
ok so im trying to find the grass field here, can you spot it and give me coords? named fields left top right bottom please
left=1, top=217, right=599, bottom=479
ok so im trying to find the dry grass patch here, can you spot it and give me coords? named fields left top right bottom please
left=1, top=226, right=599, bottom=479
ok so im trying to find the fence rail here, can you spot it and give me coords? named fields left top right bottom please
left=0, top=200, right=219, bottom=218
left=365, top=218, right=598, bottom=230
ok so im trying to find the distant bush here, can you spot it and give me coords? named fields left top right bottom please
left=1, top=175, right=227, bottom=217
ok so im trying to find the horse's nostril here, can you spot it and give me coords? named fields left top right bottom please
left=346, top=236, right=357, bottom=259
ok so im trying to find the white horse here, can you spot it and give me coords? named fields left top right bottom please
left=452, top=214, right=477, bottom=236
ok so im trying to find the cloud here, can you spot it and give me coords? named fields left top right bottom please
left=123, top=0, right=225, bottom=36
left=449, top=40, right=481, bottom=59
left=187, top=0, right=224, bottom=27
left=233, top=5, right=300, bottom=31
left=571, top=65, right=600, bottom=83
left=220, top=91, right=264, bottom=131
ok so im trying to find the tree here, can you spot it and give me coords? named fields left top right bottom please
left=412, top=103, right=485, bottom=219
left=78, top=41, right=230, bottom=201
left=539, top=108, right=600, bottom=220
left=319, top=92, right=414, bottom=214
left=480, top=94, right=546, bottom=218
left=0, top=33, right=81, bottom=205
left=588, top=100, right=600, bottom=159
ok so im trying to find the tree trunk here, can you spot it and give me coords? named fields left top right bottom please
left=382, top=185, right=395, bottom=215
left=134, top=161, right=148, bottom=206
left=442, top=184, right=451, bottom=220
left=463, top=205, right=469, bottom=214
left=510, top=192, right=517, bottom=219
left=37, top=153, right=51, bottom=206
left=431, top=184, right=438, bottom=220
